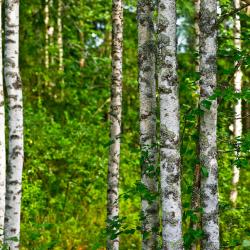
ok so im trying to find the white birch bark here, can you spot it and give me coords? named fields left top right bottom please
left=199, top=0, right=219, bottom=249
left=0, top=0, right=6, bottom=243
left=230, top=0, right=243, bottom=206
left=138, top=0, right=159, bottom=249
left=57, top=0, right=64, bottom=72
left=4, top=0, right=24, bottom=249
left=45, top=0, right=49, bottom=69
left=49, top=0, right=54, bottom=65
left=158, top=0, right=183, bottom=249
left=107, top=0, right=123, bottom=249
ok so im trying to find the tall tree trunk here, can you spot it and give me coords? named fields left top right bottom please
left=191, top=1, right=201, bottom=250
left=158, top=0, right=183, bottom=249
left=57, top=0, right=64, bottom=100
left=49, top=0, right=54, bottom=65
left=4, top=0, right=24, bottom=249
left=230, top=0, right=243, bottom=206
left=57, top=0, right=64, bottom=72
left=138, top=0, right=159, bottom=249
left=0, top=0, right=6, bottom=243
left=199, top=0, right=219, bottom=249
left=45, top=0, right=50, bottom=69
left=107, top=0, right=123, bottom=249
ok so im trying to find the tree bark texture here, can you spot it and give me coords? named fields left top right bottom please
left=4, top=0, right=23, bottom=249
left=107, top=0, right=123, bottom=249
left=45, top=0, right=49, bottom=69
left=0, top=0, right=6, bottom=243
left=138, top=0, right=159, bottom=249
left=199, top=0, right=219, bottom=249
left=158, top=0, right=183, bottom=249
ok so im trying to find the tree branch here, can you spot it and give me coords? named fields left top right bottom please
left=217, top=2, right=250, bottom=25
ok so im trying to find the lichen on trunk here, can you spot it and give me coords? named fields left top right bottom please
left=138, top=0, right=159, bottom=248
left=158, top=0, right=183, bottom=249
left=199, top=0, right=219, bottom=249
left=0, top=0, right=6, bottom=244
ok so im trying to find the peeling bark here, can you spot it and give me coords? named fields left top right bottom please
left=199, top=0, right=219, bottom=249
left=230, top=0, right=243, bottom=206
left=107, top=0, right=123, bottom=249
left=4, top=0, right=24, bottom=249
left=158, top=0, right=183, bottom=249
left=138, top=0, right=159, bottom=249
left=0, top=0, right=6, bottom=244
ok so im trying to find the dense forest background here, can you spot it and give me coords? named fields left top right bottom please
left=17, top=0, right=250, bottom=249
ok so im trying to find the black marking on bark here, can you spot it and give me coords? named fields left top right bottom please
left=13, top=75, right=22, bottom=89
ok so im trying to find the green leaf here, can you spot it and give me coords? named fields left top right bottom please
left=201, top=166, right=209, bottom=177
left=242, top=239, right=250, bottom=248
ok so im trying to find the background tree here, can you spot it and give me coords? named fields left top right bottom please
left=57, top=0, right=64, bottom=73
left=229, top=0, right=243, bottom=206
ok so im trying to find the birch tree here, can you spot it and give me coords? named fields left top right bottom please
left=57, top=0, right=64, bottom=72
left=199, top=0, right=219, bottom=248
left=0, top=0, right=6, bottom=243
left=45, top=0, right=50, bottom=69
left=138, top=0, right=158, bottom=248
left=158, top=0, right=183, bottom=248
left=45, top=0, right=54, bottom=70
left=4, top=0, right=24, bottom=248
left=230, top=0, right=243, bottom=206
left=107, top=0, right=123, bottom=249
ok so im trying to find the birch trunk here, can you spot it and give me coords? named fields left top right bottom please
left=0, top=0, right=6, bottom=243
left=49, top=0, right=54, bottom=65
left=57, top=0, right=64, bottom=72
left=138, top=0, right=159, bottom=249
left=4, top=0, right=24, bottom=249
left=199, top=0, right=219, bottom=249
left=230, top=0, right=243, bottom=206
left=191, top=1, right=201, bottom=249
left=45, top=0, right=49, bottom=69
left=107, top=0, right=123, bottom=249
left=158, top=0, right=183, bottom=249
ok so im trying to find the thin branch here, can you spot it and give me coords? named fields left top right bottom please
left=217, top=2, right=250, bottom=25
left=93, top=97, right=111, bottom=116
